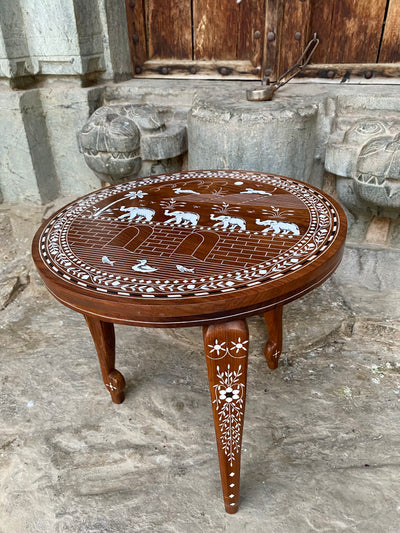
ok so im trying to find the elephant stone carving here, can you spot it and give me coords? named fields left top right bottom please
left=78, top=104, right=187, bottom=185
left=78, top=105, right=142, bottom=184
left=325, top=119, right=400, bottom=218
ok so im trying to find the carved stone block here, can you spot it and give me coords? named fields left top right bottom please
left=325, top=120, right=400, bottom=218
left=78, top=104, right=187, bottom=184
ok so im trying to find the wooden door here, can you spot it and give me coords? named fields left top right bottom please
left=267, top=0, right=400, bottom=81
left=126, top=0, right=400, bottom=81
left=126, top=0, right=266, bottom=79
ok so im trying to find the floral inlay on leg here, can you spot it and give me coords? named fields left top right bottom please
left=212, top=364, right=245, bottom=466
left=230, top=337, right=248, bottom=354
left=208, top=339, right=226, bottom=356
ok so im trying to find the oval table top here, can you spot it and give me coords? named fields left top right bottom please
left=32, top=170, right=347, bottom=326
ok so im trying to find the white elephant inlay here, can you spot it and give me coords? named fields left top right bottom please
left=118, top=206, right=155, bottom=223
left=210, top=214, right=247, bottom=231
left=255, top=219, right=300, bottom=236
left=164, top=210, right=200, bottom=227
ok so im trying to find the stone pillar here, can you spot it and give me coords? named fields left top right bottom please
left=0, top=0, right=131, bottom=87
left=188, top=89, right=320, bottom=186
left=0, top=0, right=132, bottom=204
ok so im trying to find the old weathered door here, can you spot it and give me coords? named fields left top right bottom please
left=126, top=0, right=400, bottom=81
left=126, top=0, right=266, bottom=79
left=266, top=0, right=400, bottom=81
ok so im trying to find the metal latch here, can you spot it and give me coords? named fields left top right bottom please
left=246, top=33, right=319, bottom=101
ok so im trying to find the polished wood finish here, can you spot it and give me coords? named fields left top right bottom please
left=85, top=316, right=125, bottom=404
left=31, top=170, right=346, bottom=327
left=32, top=170, right=347, bottom=513
left=264, top=305, right=283, bottom=370
left=203, top=319, right=249, bottom=514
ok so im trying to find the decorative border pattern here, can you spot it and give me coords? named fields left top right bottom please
left=38, top=170, right=340, bottom=298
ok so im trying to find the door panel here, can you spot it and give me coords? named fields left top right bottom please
left=379, top=0, right=400, bottom=63
left=310, top=0, right=388, bottom=64
left=148, top=0, right=192, bottom=59
left=126, top=0, right=400, bottom=80
left=127, top=0, right=265, bottom=79
left=193, top=0, right=265, bottom=65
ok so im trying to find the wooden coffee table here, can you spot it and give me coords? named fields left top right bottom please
left=32, top=170, right=346, bottom=513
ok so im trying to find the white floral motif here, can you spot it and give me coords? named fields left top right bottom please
left=219, top=387, right=240, bottom=402
left=230, top=337, right=248, bottom=354
left=213, top=364, right=245, bottom=466
left=208, top=339, right=226, bottom=356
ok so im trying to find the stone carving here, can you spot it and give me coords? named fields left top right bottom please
left=78, top=104, right=187, bottom=185
left=325, top=119, right=400, bottom=217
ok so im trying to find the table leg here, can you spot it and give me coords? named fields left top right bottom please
left=84, top=315, right=125, bottom=404
left=263, top=305, right=283, bottom=370
left=203, top=319, right=249, bottom=514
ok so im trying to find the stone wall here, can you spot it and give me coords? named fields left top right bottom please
left=0, top=0, right=131, bottom=86
left=0, top=0, right=131, bottom=203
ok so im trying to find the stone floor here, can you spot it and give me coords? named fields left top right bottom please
left=1, top=202, right=400, bottom=533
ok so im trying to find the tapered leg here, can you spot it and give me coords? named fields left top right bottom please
left=84, top=315, right=125, bottom=404
left=263, top=305, right=283, bottom=370
left=203, top=319, right=249, bottom=514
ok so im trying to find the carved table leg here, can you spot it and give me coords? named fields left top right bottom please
left=263, top=305, right=283, bottom=370
left=203, top=319, right=249, bottom=514
left=84, top=315, right=125, bottom=404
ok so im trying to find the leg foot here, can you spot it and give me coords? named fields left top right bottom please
left=84, top=315, right=125, bottom=403
left=203, top=319, right=249, bottom=514
left=264, top=305, right=283, bottom=370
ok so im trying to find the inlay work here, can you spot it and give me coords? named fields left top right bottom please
left=38, top=170, right=340, bottom=300
left=32, top=170, right=347, bottom=514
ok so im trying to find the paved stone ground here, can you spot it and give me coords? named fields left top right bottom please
left=1, top=202, right=400, bottom=533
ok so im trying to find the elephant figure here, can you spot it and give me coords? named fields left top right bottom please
left=210, top=214, right=246, bottom=231
left=255, top=219, right=300, bottom=236
left=118, top=206, right=155, bottom=223
left=164, top=210, right=200, bottom=227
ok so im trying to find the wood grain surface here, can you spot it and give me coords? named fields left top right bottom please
left=310, top=0, right=387, bottom=64
left=378, top=0, right=400, bottom=63
left=32, top=170, right=347, bottom=327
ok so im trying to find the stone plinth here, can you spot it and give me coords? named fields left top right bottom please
left=188, top=88, right=320, bottom=186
